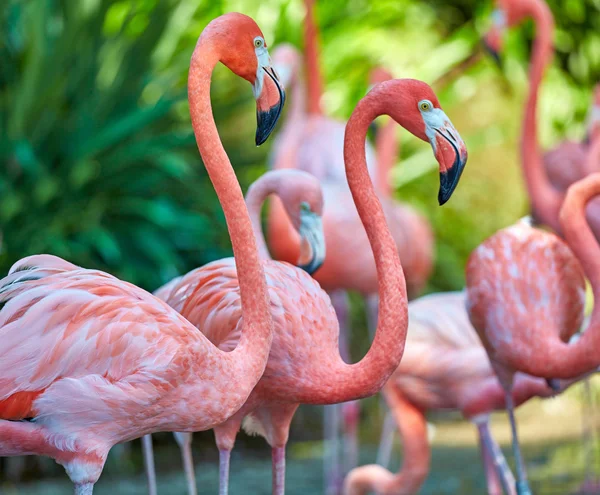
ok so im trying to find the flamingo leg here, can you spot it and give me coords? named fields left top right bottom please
left=342, top=401, right=360, bottom=474
left=141, top=435, right=158, bottom=495
left=325, top=290, right=350, bottom=494
left=174, top=432, right=197, bottom=495
left=504, top=391, right=532, bottom=495
left=74, top=483, right=94, bottom=495
left=219, top=448, right=232, bottom=495
left=272, top=446, right=286, bottom=495
left=376, top=409, right=397, bottom=468
left=476, top=418, right=516, bottom=495
left=324, top=403, right=342, bottom=495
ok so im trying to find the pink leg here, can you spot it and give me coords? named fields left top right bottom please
left=342, top=400, right=360, bottom=474
left=326, top=290, right=350, bottom=495
left=272, top=446, right=286, bottom=495
left=174, top=432, right=197, bottom=495
left=219, top=448, right=231, bottom=495
left=142, top=435, right=158, bottom=495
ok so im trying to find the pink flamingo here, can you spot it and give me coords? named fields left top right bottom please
left=144, top=78, right=467, bottom=495
left=344, top=291, right=592, bottom=495
left=482, top=0, right=600, bottom=238
left=466, top=123, right=600, bottom=495
left=0, top=13, right=285, bottom=494
left=143, top=168, right=329, bottom=495
left=269, top=41, right=437, bottom=492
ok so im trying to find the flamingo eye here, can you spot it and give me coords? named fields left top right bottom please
left=254, top=37, right=264, bottom=49
left=419, top=100, right=432, bottom=112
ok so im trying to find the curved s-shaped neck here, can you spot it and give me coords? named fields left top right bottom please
left=304, top=0, right=324, bottom=115
left=521, top=1, right=563, bottom=231
left=188, top=38, right=271, bottom=359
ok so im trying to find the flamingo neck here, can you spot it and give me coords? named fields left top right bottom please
left=245, top=175, right=280, bottom=260
left=188, top=39, right=271, bottom=358
left=521, top=2, right=563, bottom=231
left=556, top=176, right=600, bottom=375
left=303, top=0, right=324, bottom=115
left=375, top=117, right=399, bottom=198
left=383, top=384, right=430, bottom=493
left=318, top=91, right=407, bottom=403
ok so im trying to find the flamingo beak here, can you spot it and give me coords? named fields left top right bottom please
left=429, top=114, right=468, bottom=205
left=482, top=9, right=506, bottom=69
left=255, top=66, right=286, bottom=146
left=297, top=210, right=325, bottom=275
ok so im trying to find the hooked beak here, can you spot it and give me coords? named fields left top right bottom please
left=430, top=115, right=468, bottom=205
left=297, top=212, right=325, bottom=275
left=255, top=66, right=286, bottom=146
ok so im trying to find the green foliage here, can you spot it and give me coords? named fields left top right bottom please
left=0, top=0, right=269, bottom=290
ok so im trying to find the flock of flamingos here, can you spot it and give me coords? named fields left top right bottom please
left=2, top=0, right=600, bottom=494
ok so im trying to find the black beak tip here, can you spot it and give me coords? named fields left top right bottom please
left=438, top=156, right=466, bottom=206
left=298, top=258, right=323, bottom=276
left=546, top=378, right=561, bottom=393
left=255, top=92, right=286, bottom=146
left=481, top=40, right=502, bottom=68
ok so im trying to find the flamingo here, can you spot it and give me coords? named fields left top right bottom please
left=343, top=291, right=593, bottom=495
left=465, top=121, right=600, bottom=495
left=482, top=0, right=600, bottom=238
left=143, top=167, right=329, bottom=495
left=270, top=32, right=434, bottom=491
left=0, top=13, right=285, bottom=494
left=144, top=77, right=467, bottom=495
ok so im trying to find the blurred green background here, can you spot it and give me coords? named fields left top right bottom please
left=1, top=0, right=600, bottom=493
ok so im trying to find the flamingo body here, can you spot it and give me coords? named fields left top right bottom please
left=466, top=220, right=585, bottom=383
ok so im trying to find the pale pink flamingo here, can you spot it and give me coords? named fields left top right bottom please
left=465, top=133, right=600, bottom=495
left=482, top=0, right=600, bottom=238
left=144, top=79, right=467, bottom=495
left=344, top=291, right=593, bottom=495
left=0, top=13, right=285, bottom=494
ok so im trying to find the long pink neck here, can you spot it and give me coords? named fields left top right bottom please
left=383, top=384, right=430, bottom=493
left=375, top=118, right=398, bottom=197
left=311, top=91, right=407, bottom=403
left=245, top=174, right=280, bottom=260
left=273, top=68, right=306, bottom=171
left=188, top=40, right=271, bottom=365
left=303, top=0, right=323, bottom=115
left=548, top=173, right=600, bottom=376
left=521, top=2, right=563, bottom=231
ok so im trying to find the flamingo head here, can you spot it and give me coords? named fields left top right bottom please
left=271, top=43, right=302, bottom=91
left=482, top=4, right=508, bottom=66
left=377, top=79, right=468, bottom=205
left=277, top=170, right=325, bottom=274
left=204, top=13, right=285, bottom=145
